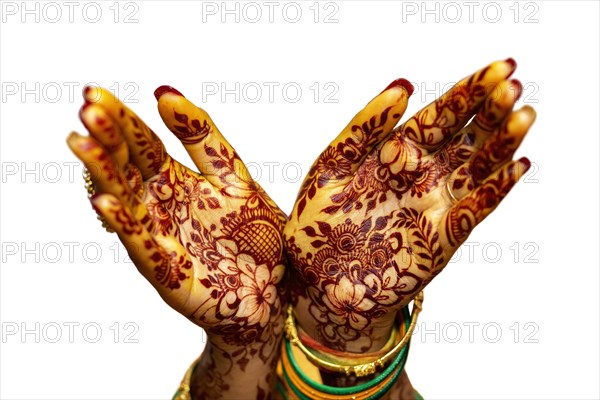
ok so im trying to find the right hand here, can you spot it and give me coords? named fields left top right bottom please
left=68, top=86, right=287, bottom=362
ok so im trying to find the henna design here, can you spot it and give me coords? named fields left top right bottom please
left=74, top=85, right=289, bottom=400
left=142, top=146, right=286, bottom=393
left=172, top=110, right=212, bottom=144
left=285, top=61, right=527, bottom=361
left=118, top=106, right=166, bottom=175
left=295, top=107, right=398, bottom=217
left=124, top=163, right=144, bottom=197
left=399, top=83, right=485, bottom=149
left=92, top=195, right=141, bottom=235
left=140, top=154, right=286, bottom=364
left=151, top=244, right=193, bottom=290
left=287, top=209, right=442, bottom=350
left=444, top=159, right=528, bottom=248
left=190, top=345, right=232, bottom=399
left=323, top=153, right=400, bottom=214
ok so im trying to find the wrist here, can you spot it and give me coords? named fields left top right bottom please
left=189, top=340, right=281, bottom=400
left=179, top=313, right=284, bottom=400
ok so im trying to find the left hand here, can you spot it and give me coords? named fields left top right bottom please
left=283, top=59, right=536, bottom=352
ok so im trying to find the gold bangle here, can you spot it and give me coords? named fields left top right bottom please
left=280, top=341, right=402, bottom=400
left=83, top=168, right=114, bottom=233
left=284, top=291, right=424, bottom=377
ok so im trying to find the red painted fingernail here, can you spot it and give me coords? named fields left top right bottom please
left=154, top=85, right=184, bottom=100
left=382, top=78, right=414, bottom=96
left=518, top=157, right=531, bottom=171
left=82, top=86, right=95, bottom=104
left=510, top=79, right=523, bottom=101
left=505, top=57, right=517, bottom=71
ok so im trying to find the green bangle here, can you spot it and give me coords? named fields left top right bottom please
left=282, top=342, right=411, bottom=400
left=366, top=343, right=410, bottom=400
left=275, top=379, right=291, bottom=400
left=284, top=306, right=411, bottom=395
left=281, top=367, right=312, bottom=400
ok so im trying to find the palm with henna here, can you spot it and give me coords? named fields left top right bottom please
left=67, top=86, right=287, bottom=399
left=283, top=58, right=535, bottom=371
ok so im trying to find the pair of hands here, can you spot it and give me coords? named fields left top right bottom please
left=68, top=59, right=534, bottom=393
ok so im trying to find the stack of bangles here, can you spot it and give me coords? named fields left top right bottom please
left=277, top=292, right=424, bottom=400
left=173, top=292, right=424, bottom=400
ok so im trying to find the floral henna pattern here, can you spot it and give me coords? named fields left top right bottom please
left=139, top=151, right=286, bottom=371
left=285, top=61, right=528, bottom=361
left=74, top=86, right=289, bottom=399
left=323, top=153, right=399, bottom=214
left=295, top=106, right=400, bottom=217
left=320, top=129, right=476, bottom=215
left=287, top=209, right=443, bottom=350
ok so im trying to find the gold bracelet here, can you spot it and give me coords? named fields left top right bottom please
left=284, top=291, right=424, bottom=377
left=83, top=168, right=114, bottom=233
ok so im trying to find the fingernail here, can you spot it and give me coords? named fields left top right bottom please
left=79, top=103, right=93, bottom=130
left=510, top=79, right=523, bottom=101
left=518, top=157, right=531, bottom=172
left=83, top=86, right=96, bottom=104
left=505, top=57, right=517, bottom=72
left=154, top=85, right=184, bottom=100
left=382, top=78, right=414, bottom=96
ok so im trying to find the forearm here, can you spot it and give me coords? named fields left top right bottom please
left=188, top=326, right=283, bottom=400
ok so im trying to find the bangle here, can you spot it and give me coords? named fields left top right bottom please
left=284, top=291, right=423, bottom=377
left=278, top=294, right=423, bottom=399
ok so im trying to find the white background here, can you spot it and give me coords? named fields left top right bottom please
left=1, top=1, right=599, bottom=399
